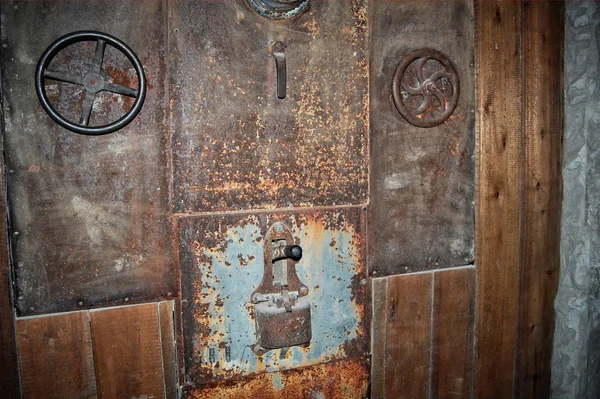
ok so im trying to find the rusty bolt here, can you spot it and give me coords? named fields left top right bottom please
left=299, top=287, right=309, bottom=296
left=252, top=344, right=266, bottom=356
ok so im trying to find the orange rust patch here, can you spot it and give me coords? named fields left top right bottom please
left=184, top=358, right=370, bottom=399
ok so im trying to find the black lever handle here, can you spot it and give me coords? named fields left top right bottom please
left=283, top=245, right=302, bottom=261
left=272, top=244, right=302, bottom=262
left=270, top=41, right=286, bottom=99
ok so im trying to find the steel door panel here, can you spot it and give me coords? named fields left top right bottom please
left=1, top=0, right=175, bottom=315
left=178, top=208, right=368, bottom=384
left=368, top=0, right=476, bottom=276
left=169, top=0, right=368, bottom=213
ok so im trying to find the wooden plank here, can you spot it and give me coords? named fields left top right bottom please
left=515, top=2, right=563, bottom=398
left=384, top=273, right=433, bottom=399
left=90, top=303, right=165, bottom=399
left=159, top=300, right=178, bottom=399
left=474, top=1, right=523, bottom=398
left=432, top=267, right=475, bottom=399
left=0, top=122, right=20, bottom=397
left=16, top=311, right=97, bottom=399
left=370, top=277, right=388, bottom=399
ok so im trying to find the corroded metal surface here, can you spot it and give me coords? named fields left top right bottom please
left=169, top=0, right=368, bottom=213
left=178, top=208, right=368, bottom=384
left=1, top=0, right=175, bottom=315
left=184, top=358, right=370, bottom=399
left=392, top=49, right=460, bottom=128
left=368, top=0, right=475, bottom=276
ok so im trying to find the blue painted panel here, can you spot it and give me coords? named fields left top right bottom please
left=179, top=209, right=368, bottom=383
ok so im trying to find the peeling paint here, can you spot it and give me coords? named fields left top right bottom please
left=179, top=208, right=368, bottom=384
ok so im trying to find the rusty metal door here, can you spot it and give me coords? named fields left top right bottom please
left=1, top=0, right=474, bottom=397
left=171, top=0, right=371, bottom=395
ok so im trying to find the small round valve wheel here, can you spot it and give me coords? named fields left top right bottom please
left=245, top=0, right=310, bottom=20
left=35, top=31, right=147, bottom=135
left=392, top=49, right=460, bottom=128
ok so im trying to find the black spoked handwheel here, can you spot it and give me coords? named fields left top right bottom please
left=35, top=31, right=147, bottom=135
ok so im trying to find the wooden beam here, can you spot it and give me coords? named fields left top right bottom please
left=474, top=1, right=523, bottom=397
left=16, top=311, right=97, bottom=399
left=515, top=2, right=563, bottom=398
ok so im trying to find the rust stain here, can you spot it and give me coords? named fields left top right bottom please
left=184, top=358, right=370, bottom=399
left=179, top=208, right=369, bottom=385
left=171, top=0, right=368, bottom=213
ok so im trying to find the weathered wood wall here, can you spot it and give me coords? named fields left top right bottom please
left=370, top=1, right=563, bottom=398
left=15, top=301, right=177, bottom=399
left=371, top=267, right=475, bottom=399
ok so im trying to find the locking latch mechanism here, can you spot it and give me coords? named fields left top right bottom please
left=251, top=222, right=311, bottom=355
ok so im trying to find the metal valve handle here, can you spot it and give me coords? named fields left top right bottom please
left=392, top=48, right=460, bottom=128
left=35, top=31, right=147, bottom=135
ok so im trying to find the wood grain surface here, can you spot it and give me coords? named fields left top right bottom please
left=17, top=311, right=97, bottom=399
left=90, top=303, right=165, bottom=399
left=515, top=2, right=563, bottom=398
left=474, top=1, right=523, bottom=397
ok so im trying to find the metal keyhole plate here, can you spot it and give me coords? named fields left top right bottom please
left=392, top=48, right=460, bottom=128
